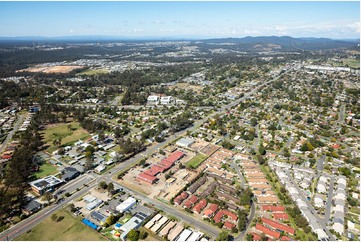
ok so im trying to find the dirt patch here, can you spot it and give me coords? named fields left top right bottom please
left=17, top=65, right=84, bottom=74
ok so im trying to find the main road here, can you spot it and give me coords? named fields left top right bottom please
left=0, top=64, right=298, bottom=241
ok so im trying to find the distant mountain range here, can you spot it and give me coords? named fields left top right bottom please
left=0, top=35, right=359, bottom=43
left=0, top=35, right=358, bottom=51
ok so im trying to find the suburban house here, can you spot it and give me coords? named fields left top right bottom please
left=22, top=200, right=42, bottom=215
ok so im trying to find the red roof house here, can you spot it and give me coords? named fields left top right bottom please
left=255, top=224, right=280, bottom=239
left=251, top=233, right=262, bottom=241
left=203, top=204, right=218, bottom=218
left=192, top=199, right=207, bottom=214
left=174, top=192, right=189, bottom=205
left=273, top=213, right=289, bottom=221
left=281, top=235, right=292, bottom=241
left=183, top=195, right=198, bottom=209
left=223, top=221, right=236, bottom=230
left=214, top=209, right=238, bottom=223
left=261, top=217, right=295, bottom=235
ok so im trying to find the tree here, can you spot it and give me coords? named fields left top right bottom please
left=53, top=138, right=62, bottom=147
left=99, top=181, right=107, bottom=190
left=107, top=182, right=114, bottom=193
left=216, top=231, right=229, bottom=241
left=260, top=233, right=268, bottom=241
left=258, top=143, right=266, bottom=155
left=105, top=214, right=117, bottom=226
left=250, top=118, right=258, bottom=127
left=238, top=209, right=248, bottom=231
left=127, top=229, right=139, bottom=241
left=139, top=229, right=148, bottom=240
left=44, top=192, right=53, bottom=204
left=246, top=233, right=253, bottom=241
left=51, top=213, right=58, bottom=222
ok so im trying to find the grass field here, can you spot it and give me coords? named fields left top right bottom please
left=15, top=209, right=107, bottom=241
left=342, top=58, right=360, bottom=69
left=186, top=154, right=207, bottom=169
left=42, top=122, right=90, bottom=153
left=34, top=162, right=58, bottom=179
left=77, top=68, right=109, bottom=76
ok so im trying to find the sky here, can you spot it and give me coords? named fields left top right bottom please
left=0, top=1, right=359, bottom=39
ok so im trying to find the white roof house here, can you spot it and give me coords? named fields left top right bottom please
left=332, top=222, right=344, bottom=235
left=317, top=182, right=327, bottom=193
left=333, top=205, right=344, bottom=213
left=335, top=192, right=346, bottom=200
left=314, top=194, right=324, bottom=208
left=116, top=197, right=137, bottom=213
left=147, top=95, right=159, bottom=102
left=160, top=96, right=174, bottom=105
left=319, top=175, right=328, bottom=183
left=176, top=229, right=192, bottom=241
left=94, top=165, right=106, bottom=173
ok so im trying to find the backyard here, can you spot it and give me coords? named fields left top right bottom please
left=33, top=162, right=58, bottom=179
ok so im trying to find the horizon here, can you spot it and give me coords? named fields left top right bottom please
left=0, top=34, right=360, bottom=42
left=0, top=1, right=359, bottom=39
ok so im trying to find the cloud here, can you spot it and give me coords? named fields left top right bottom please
left=347, top=21, right=360, bottom=32
left=69, top=29, right=74, bottom=33
left=159, top=28, right=175, bottom=32
left=152, top=20, right=164, bottom=24
left=173, top=20, right=185, bottom=24
left=132, top=28, right=144, bottom=33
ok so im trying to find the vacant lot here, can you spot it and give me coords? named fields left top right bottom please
left=186, top=153, right=207, bottom=168
left=42, top=122, right=90, bottom=153
left=15, top=209, right=106, bottom=241
left=34, top=162, right=58, bottom=179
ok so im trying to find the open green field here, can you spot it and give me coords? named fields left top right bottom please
left=15, top=209, right=107, bottom=241
left=77, top=68, right=109, bottom=76
left=42, top=122, right=90, bottom=153
left=186, top=154, right=207, bottom=169
left=342, top=58, right=360, bottom=69
left=34, top=162, right=58, bottom=179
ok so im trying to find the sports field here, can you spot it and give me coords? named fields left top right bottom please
left=15, top=209, right=107, bottom=241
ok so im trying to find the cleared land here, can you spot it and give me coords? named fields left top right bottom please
left=34, top=162, right=58, bottom=179
left=42, top=122, right=90, bottom=153
left=170, top=83, right=203, bottom=94
left=186, top=153, right=207, bottom=168
left=17, top=65, right=83, bottom=74
left=15, top=209, right=106, bottom=241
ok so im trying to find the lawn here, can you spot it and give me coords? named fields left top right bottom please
left=186, top=154, right=207, bottom=169
left=42, top=122, right=90, bottom=153
left=34, top=162, right=58, bottom=179
left=15, top=209, right=107, bottom=241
